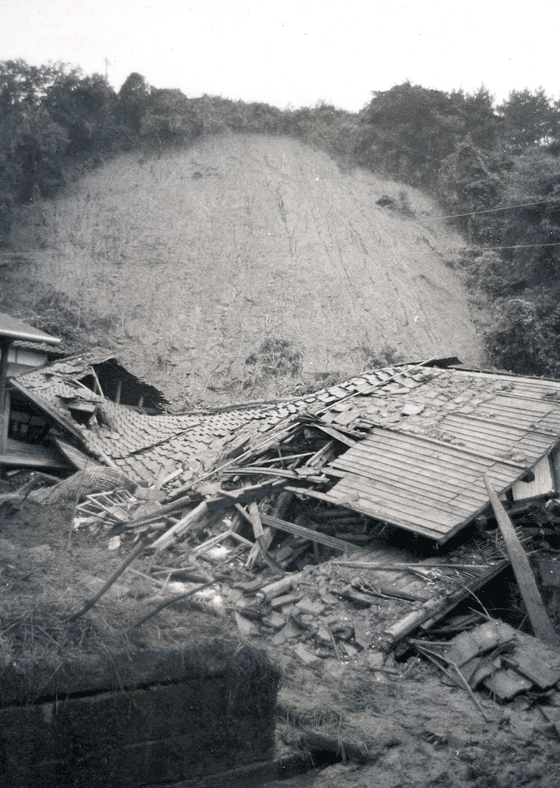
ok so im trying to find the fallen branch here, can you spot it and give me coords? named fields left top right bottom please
left=69, top=537, right=149, bottom=620
left=129, top=578, right=218, bottom=629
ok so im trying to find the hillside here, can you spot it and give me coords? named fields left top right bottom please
left=7, top=133, right=484, bottom=406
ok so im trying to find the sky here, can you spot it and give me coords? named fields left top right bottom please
left=1, top=0, right=559, bottom=112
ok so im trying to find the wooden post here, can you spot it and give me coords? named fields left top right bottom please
left=115, top=379, right=123, bottom=404
left=0, top=338, right=12, bottom=457
left=1, top=389, right=10, bottom=453
left=484, top=474, right=560, bottom=648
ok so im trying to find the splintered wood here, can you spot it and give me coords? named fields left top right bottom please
left=54, top=410, right=560, bottom=692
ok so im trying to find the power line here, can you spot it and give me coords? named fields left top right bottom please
left=461, top=241, right=560, bottom=252
left=429, top=197, right=560, bottom=222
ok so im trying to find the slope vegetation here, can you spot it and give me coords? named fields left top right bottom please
left=9, top=133, right=484, bottom=405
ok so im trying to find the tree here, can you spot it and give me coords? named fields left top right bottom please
left=117, top=72, right=151, bottom=139
left=0, top=60, right=70, bottom=243
left=141, top=88, right=201, bottom=145
left=498, top=89, right=557, bottom=150
left=45, top=71, right=118, bottom=156
left=356, top=82, right=466, bottom=187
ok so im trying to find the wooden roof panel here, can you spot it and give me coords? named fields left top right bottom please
left=329, top=426, right=550, bottom=544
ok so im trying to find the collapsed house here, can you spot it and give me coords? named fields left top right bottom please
left=10, top=352, right=560, bottom=526
left=5, top=346, right=560, bottom=710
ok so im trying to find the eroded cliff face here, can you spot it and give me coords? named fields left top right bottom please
left=9, top=133, right=484, bottom=406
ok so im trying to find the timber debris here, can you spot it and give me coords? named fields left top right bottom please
left=6, top=356, right=560, bottom=716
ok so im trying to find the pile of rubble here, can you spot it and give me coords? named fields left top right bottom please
left=6, top=357, right=560, bottom=721
left=11, top=405, right=558, bottom=720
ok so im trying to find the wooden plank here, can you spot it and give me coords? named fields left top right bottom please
left=332, top=448, right=485, bottom=493
left=333, top=450, right=497, bottom=496
left=331, top=455, right=480, bottom=510
left=484, top=475, right=560, bottom=648
left=283, top=485, right=349, bottom=504
left=246, top=490, right=293, bottom=572
left=330, top=465, right=473, bottom=518
left=260, top=513, right=357, bottom=553
left=336, top=448, right=516, bottom=498
left=364, top=428, right=526, bottom=470
left=237, top=501, right=285, bottom=575
left=437, top=427, right=549, bottom=459
left=341, top=440, right=517, bottom=484
left=313, top=422, right=357, bottom=447
left=54, top=437, right=100, bottom=470
left=481, top=393, right=555, bottom=414
left=151, top=502, right=210, bottom=552
left=332, top=475, right=457, bottom=531
left=333, top=498, right=451, bottom=541
left=352, top=451, right=513, bottom=500
left=358, top=430, right=524, bottom=472
left=193, top=529, right=234, bottom=554
left=332, top=561, right=497, bottom=571
left=248, top=501, right=264, bottom=539
left=307, top=439, right=335, bottom=468
left=0, top=439, right=70, bottom=469
left=329, top=493, right=451, bottom=536
left=443, top=411, right=555, bottom=437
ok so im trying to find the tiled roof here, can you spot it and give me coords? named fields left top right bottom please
left=11, top=356, right=287, bottom=483
left=12, top=356, right=560, bottom=533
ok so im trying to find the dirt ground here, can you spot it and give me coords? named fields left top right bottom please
left=2, top=498, right=560, bottom=788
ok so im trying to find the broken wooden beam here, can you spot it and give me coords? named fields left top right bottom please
left=151, top=501, right=211, bottom=552
left=234, top=502, right=285, bottom=575
left=69, top=537, right=150, bottom=620
left=484, top=474, right=560, bottom=648
left=332, top=561, right=500, bottom=571
left=247, top=490, right=293, bottom=571
left=260, top=513, right=357, bottom=553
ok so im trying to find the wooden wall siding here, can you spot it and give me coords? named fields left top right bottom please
left=512, top=454, right=555, bottom=501
left=0, top=437, right=69, bottom=469
left=328, top=429, right=551, bottom=544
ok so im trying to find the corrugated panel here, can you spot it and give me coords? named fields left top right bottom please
left=329, top=428, right=545, bottom=543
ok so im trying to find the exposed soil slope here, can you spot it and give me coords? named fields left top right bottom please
left=10, top=133, right=483, bottom=406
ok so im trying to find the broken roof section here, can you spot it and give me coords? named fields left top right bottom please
left=12, top=356, right=560, bottom=544
left=10, top=349, right=169, bottom=424
left=323, top=368, right=560, bottom=542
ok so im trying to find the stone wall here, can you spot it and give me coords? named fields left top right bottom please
left=0, top=644, right=279, bottom=787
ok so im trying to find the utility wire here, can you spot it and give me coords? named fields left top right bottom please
left=460, top=241, right=560, bottom=252
left=427, top=197, right=560, bottom=222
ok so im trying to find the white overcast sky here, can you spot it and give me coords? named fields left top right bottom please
left=1, top=0, right=558, bottom=111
